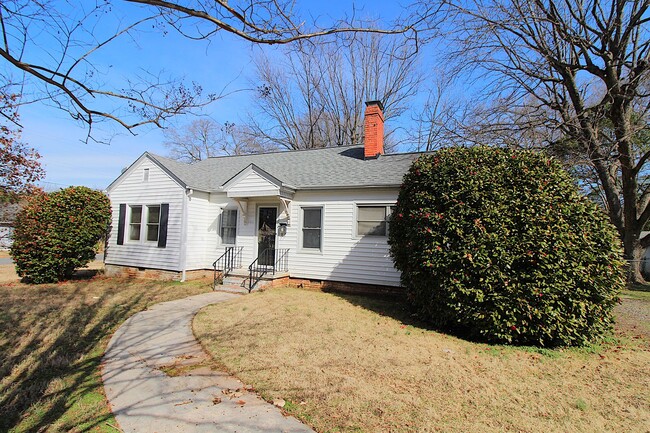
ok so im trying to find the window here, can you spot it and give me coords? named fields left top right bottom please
left=357, top=205, right=395, bottom=236
left=143, top=168, right=150, bottom=182
left=118, top=203, right=168, bottom=247
left=129, top=205, right=142, bottom=241
left=146, top=205, right=161, bottom=242
left=220, top=209, right=237, bottom=245
left=302, top=207, right=322, bottom=250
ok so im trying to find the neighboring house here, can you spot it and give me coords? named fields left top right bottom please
left=105, top=101, right=422, bottom=291
left=0, top=202, right=21, bottom=249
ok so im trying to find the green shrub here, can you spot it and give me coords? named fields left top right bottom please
left=388, top=147, right=625, bottom=347
left=10, top=186, right=111, bottom=284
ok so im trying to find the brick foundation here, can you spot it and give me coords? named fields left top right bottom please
left=104, top=265, right=401, bottom=295
left=104, top=265, right=213, bottom=281
left=270, top=276, right=403, bottom=297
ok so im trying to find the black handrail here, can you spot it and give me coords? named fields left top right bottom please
left=248, top=248, right=289, bottom=291
left=275, top=248, right=290, bottom=273
left=213, top=246, right=242, bottom=288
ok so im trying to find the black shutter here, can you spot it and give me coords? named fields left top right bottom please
left=117, top=204, right=126, bottom=245
left=158, top=203, right=169, bottom=248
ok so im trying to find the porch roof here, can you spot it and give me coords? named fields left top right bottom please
left=221, top=164, right=296, bottom=199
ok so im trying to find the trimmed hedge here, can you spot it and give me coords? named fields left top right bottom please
left=10, top=186, right=111, bottom=284
left=388, top=147, right=625, bottom=347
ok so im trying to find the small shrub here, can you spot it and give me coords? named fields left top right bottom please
left=10, top=186, right=111, bottom=284
left=388, top=147, right=625, bottom=347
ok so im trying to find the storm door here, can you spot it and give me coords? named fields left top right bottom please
left=257, top=207, right=277, bottom=266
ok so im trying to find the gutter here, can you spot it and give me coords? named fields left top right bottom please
left=179, top=188, right=193, bottom=282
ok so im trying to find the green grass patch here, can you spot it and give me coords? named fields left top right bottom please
left=0, top=276, right=212, bottom=432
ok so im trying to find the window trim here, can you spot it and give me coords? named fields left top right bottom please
left=219, top=208, right=238, bottom=246
left=300, top=206, right=323, bottom=253
left=145, top=204, right=161, bottom=243
left=354, top=203, right=396, bottom=238
left=126, top=203, right=165, bottom=245
left=128, top=205, right=143, bottom=242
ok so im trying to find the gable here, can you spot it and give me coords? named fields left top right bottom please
left=107, top=153, right=185, bottom=193
left=221, top=164, right=295, bottom=198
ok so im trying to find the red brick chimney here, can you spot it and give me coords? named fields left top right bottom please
left=364, top=100, right=384, bottom=159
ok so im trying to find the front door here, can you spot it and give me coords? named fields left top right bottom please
left=257, top=207, right=277, bottom=266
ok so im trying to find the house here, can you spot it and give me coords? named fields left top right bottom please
left=105, top=101, right=423, bottom=293
left=0, top=202, right=22, bottom=249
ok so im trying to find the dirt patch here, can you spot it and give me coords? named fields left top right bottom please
left=615, top=292, right=650, bottom=341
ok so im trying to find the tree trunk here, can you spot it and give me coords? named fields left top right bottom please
left=624, top=230, right=646, bottom=284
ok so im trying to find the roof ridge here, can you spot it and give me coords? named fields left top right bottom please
left=203, top=144, right=363, bottom=161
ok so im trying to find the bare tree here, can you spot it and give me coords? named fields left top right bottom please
left=246, top=30, right=423, bottom=150
left=164, top=118, right=266, bottom=162
left=0, top=1, right=413, bottom=140
left=432, top=0, right=650, bottom=282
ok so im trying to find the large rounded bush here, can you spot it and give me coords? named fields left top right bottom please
left=10, top=186, right=111, bottom=284
left=389, top=147, right=625, bottom=347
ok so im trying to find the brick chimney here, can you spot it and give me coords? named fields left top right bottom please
left=364, top=100, right=384, bottom=159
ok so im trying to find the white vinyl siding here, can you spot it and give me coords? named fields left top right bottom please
left=284, top=189, right=401, bottom=287
left=226, top=171, right=279, bottom=197
left=184, top=191, right=216, bottom=271
left=106, top=157, right=184, bottom=271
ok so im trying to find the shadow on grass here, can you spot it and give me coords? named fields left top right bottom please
left=0, top=279, right=147, bottom=432
left=627, top=282, right=650, bottom=293
left=326, top=291, right=440, bottom=331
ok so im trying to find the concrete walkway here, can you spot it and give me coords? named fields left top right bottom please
left=102, top=292, right=314, bottom=433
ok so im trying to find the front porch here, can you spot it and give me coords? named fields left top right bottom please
left=213, top=246, right=290, bottom=293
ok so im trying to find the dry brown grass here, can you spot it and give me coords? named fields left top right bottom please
left=195, top=287, right=650, bottom=433
left=0, top=250, right=10, bottom=259
left=0, top=269, right=213, bottom=432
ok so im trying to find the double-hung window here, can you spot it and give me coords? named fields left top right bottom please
left=302, top=207, right=322, bottom=250
left=357, top=205, right=395, bottom=237
left=220, top=209, right=238, bottom=245
left=129, top=205, right=143, bottom=241
left=146, top=205, right=161, bottom=242
left=118, top=203, right=169, bottom=247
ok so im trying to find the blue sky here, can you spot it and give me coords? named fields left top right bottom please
left=14, top=0, right=426, bottom=190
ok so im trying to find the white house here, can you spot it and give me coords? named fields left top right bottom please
left=105, top=101, right=423, bottom=292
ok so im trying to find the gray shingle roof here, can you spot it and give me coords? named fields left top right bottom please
left=148, top=145, right=422, bottom=192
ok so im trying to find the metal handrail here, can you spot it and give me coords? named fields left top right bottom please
left=248, top=248, right=290, bottom=291
left=275, top=248, right=290, bottom=273
left=213, top=246, right=243, bottom=287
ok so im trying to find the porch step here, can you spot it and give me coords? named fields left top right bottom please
left=222, top=275, right=247, bottom=288
left=213, top=284, right=253, bottom=295
left=225, top=268, right=289, bottom=280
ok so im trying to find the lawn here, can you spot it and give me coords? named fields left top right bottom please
left=194, top=287, right=650, bottom=433
left=0, top=264, right=213, bottom=432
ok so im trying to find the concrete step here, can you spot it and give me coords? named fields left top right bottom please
left=222, top=276, right=247, bottom=287
left=213, top=284, right=251, bottom=295
left=213, top=282, right=269, bottom=294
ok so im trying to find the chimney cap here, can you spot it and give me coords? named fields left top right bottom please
left=365, top=100, right=384, bottom=111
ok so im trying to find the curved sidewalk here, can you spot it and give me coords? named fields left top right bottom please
left=102, top=291, right=314, bottom=433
